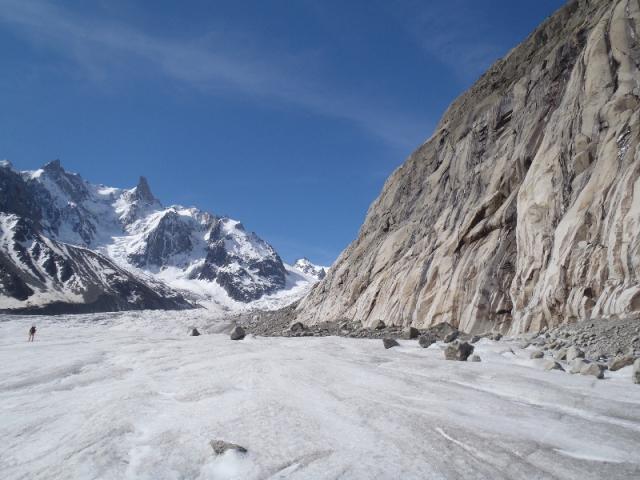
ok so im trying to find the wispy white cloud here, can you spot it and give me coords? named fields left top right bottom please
left=389, top=0, right=505, bottom=84
left=0, top=0, right=431, bottom=150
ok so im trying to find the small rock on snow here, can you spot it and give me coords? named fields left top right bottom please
left=569, top=358, right=590, bottom=374
left=543, top=360, right=565, bottom=371
left=444, top=341, right=474, bottom=361
left=404, top=327, right=420, bottom=339
left=210, top=440, right=248, bottom=455
left=418, top=334, right=436, bottom=349
left=383, top=338, right=400, bottom=349
left=609, top=354, right=635, bottom=372
left=230, top=326, right=246, bottom=341
left=580, top=363, right=605, bottom=379
left=373, top=320, right=386, bottom=330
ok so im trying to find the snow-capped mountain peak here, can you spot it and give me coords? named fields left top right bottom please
left=0, top=160, right=318, bottom=313
left=292, top=258, right=327, bottom=281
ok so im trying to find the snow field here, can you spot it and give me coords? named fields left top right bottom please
left=1, top=313, right=640, bottom=479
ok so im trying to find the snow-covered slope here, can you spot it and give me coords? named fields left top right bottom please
left=0, top=213, right=192, bottom=313
left=0, top=160, right=319, bottom=313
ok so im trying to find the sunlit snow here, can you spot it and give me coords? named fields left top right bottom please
left=1, top=312, right=639, bottom=480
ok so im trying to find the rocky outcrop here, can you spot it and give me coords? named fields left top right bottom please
left=128, top=209, right=194, bottom=267
left=295, top=0, right=640, bottom=334
left=190, top=219, right=286, bottom=302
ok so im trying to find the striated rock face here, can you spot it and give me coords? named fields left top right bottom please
left=296, top=0, right=640, bottom=334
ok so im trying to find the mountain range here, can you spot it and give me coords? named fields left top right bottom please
left=0, top=159, right=325, bottom=314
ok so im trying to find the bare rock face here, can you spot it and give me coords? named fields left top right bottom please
left=295, top=0, right=640, bottom=334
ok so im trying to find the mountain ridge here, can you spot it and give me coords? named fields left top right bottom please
left=0, top=160, right=324, bottom=313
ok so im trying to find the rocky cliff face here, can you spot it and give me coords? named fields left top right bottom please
left=296, top=0, right=640, bottom=334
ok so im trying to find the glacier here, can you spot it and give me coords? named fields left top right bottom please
left=1, top=311, right=639, bottom=480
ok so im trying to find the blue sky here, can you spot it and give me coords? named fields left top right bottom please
left=0, top=0, right=564, bottom=265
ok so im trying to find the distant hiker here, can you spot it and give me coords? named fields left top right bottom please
left=28, top=325, right=36, bottom=342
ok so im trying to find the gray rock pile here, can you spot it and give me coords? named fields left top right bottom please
left=238, top=311, right=472, bottom=341
left=236, top=306, right=640, bottom=383
left=517, top=317, right=640, bottom=382
left=543, top=317, right=639, bottom=360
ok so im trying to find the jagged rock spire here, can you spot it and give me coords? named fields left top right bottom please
left=134, top=176, right=156, bottom=204
left=43, top=159, right=62, bottom=172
